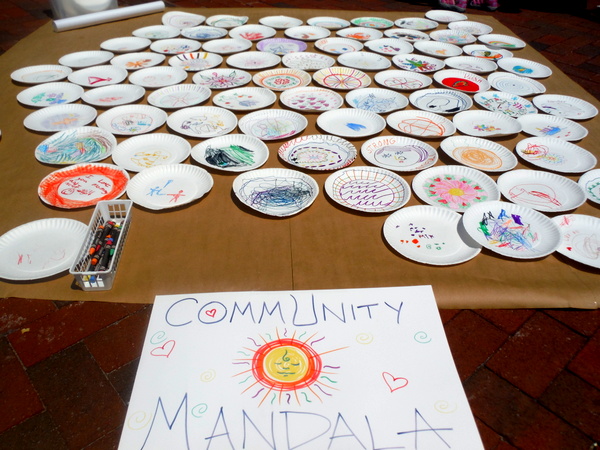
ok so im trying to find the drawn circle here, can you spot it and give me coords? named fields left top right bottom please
left=150, top=331, right=167, bottom=345
left=355, top=333, right=374, bottom=344
left=127, top=411, right=152, bottom=430
left=198, top=301, right=227, bottom=323
left=413, top=331, right=432, bottom=343
left=452, top=146, right=503, bottom=170
left=200, top=369, right=216, bottom=382
left=192, top=403, right=209, bottom=417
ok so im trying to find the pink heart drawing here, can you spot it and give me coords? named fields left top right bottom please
left=151, top=340, right=175, bottom=358
left=382, top=372, right=409, bottom=392
left=205, top=309, right=217, bottom=318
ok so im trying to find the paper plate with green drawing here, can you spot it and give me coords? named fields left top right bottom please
left=35, top=126, right=116, bottom=165
left=191, top=134, right=269, bottom=172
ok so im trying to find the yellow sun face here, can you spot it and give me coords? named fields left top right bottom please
left=263, top=345, right=310, bottom=384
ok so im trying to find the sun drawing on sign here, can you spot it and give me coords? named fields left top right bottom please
left=233, top=329, right=347, bottom=406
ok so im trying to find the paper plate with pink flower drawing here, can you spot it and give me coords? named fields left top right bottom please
left=383, top=205, right=482, bottom=265
left=412, top=165, right=500, bottom=212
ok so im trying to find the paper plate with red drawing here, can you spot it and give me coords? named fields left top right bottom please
left=229, top=24, right=277, bottom=41
left=361, top=135, right=438, bottom=172
left=96, top=105, right=167, bottom=136
left=497, top=169, right=586, bottom=213
left=462, top=44, right=513, bottom=61
left=433, top=69, right=490, bottom=93
left=126, top=164, right=213, bottom=210
left=147, top=84, right=211, bottom=109
left=278, top=134, right=357, bottom=171
left=413, top=40, right=462, bottom=58
left=383, top=205, right=482, bottom=265
left=35, top=126, right=116, bottom=165
left=38, top=163, right=129, bottom=209
left=201, top=38, right=251, bottom=55
left=517, top=114, right=588, bottom=141
left=336, top=27, right=383, bottom=42
left=191, top=134, right=269, bottom=172
left=374, top=70, right=432, bottom=91
left=168, top=52, right=223, bottom=71
left=11, top=65, right=73, bottom=84
left=280, top=86, right=344, bottom=112
left=82, top=84, right=146, bottom=107
left=412, top=165, right=500, bottom=212
left=440, top=135, right=517, bottom=172
left=258, top=15, right=303, bottom=29
left=409, top=88, right=472, bottom=115
left=113, top=133, right=191, bottom=172
left=532, top=94, right=598, bottom=120
left=453, top=110, right=521, bottom=137
left=395, top=17, right=439, bottom=31
left=392, top=54, right=445, bottom=73
left=212, top=87, right=277, bottom=111
left=0, top=218, right=88, bottom=280
left=128, top=66, right=188, bottom=88
left=192, top=68, right=252, bottom=89
left=579, top=169, right=600, bottom=204
left=110, top=52, right=165, bottom=70
left=238, top=109, right=308, bottom=141
left=100, top=36, right=151, bottom=53
left=58, top=50, right=114, bottom=68
left=162, top=11, right=206, bottom=29
left=478, top=34, right=526, bottom=49
left=315, top=37, right=364, bottom=54
left=281, top=52, right=335, bottom=71
left=256, top=38, right=308, bottom=55
left=252, top=68, right=312, bottom=91
left=514, top=137, right=597, bottom=173
left=429, top=30, right=477, bottom=45
left=316, top=108, right=386, bottom=138
left=552, top=214, right=600, bottom=269
left=24, top=104, right=97, bottom=132
left=17, top=82, right=84, bottom=108
left=386, top=110, right=456, bottom=138
left=312, top=66, right=371, bottom=90
left=365, top=38, right=414, bottom=55
left=150, top=38, right=201, bottom=54
left=284, top=25, right=331, bottom=41
left=497, top=57, right=552, bottom=79
left=67, top=65, right=128, bottom=88
left=324, top=166, right=411, bottom=213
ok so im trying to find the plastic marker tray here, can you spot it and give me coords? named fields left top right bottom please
left=70, top=200, right=132, bottom=291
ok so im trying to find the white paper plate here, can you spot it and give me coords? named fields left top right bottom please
left=324, top=166, right=410, bottom=213
left=238, top=109, right=308, bottom=141
left=81, top=84, right=145, bottom=107
left=252, top=68, right=312, bottom=91
left=201, top=38, right=252, bottom=55
left=383, top=205, right=481, bottom=265
left=453, top=110, right=521, bottom=137
left=58, top=50, right=114, bottom=68
left=284, top=26, right=331, bottom=41
left=444, top=56, right=497, bottom=73
left=374, top=70, right=433, bottom=91
left=336, top=27, right=383, bottom=41
left=498, top=169, right=586, bottom=212
left=24, top=104, right=97, bottom=132
left=17, top=82, right=84, bottom=107
left=313, top=66, right=371, bottom=90
left=181, top=26, right=228, bottom=40
left=133, top=25, right=180, bottom=39
left=409, top=88, right=472, bottom=114
left=430, top=30, right=477, bottom=45
left=432, top=69, right=490, bottom=93
left=259, top=15, right=303, bottom=29
left=226, top=51, right=281, bottom=69
left=351, top=17, right=395, bottom=29
left=0, top=218, right=88, bottom=280
left=229, top=24, right=276, bottom=41
left=110, top=52, right=165, bottom=70
left=306, top=16, right=350, bottom=30
left=346, top=88, right=408, bottom=114
left=413, top=40, right=462, bottom=58
left=35, top=126, right=116, bottom=165
left=126, top=164, right=213, bottom=210
left=392, top=53, right=445, bottom=73
left=498, top=57, right=552, bottom=79
left=281, top=87, right=342, bottom=112
left=315, top=37, right=364, bottom=54
left=212, top=87, right=277, bottom=111
left=552, top=214, right=600, bottom=269
left=167, top=106, right=237, bottom=138
left=488, top=72, right=546, bottom=96
left=337, top=52, right=391, bottom=70
left=192, top=68, right=252, bottom=89
left=413, top=165, right=499, bottom=212
left=395, top=17, right=438, bottom=31
left=128, top=66, right=188, bottom=88
left=425, top=10, right=468, bottom=23
left=168, top=52, right=223, bottom=71
left=281, top=52, right=336, bottom=71
left=579, top=169, right=600, bottom=204
left=448, top=21, right=493, bottom=36
left=147, top=84, right=211, bottom=109
left=361, top=135, right=438, bottom=171
left=38, top=163, right=129, bottom=209
left=317, top=108, right=386, bottom=138
left=11, top=65, right=72, bottom=84
left=67, top=65, right=128, bottom=87
left=479, top=34, right=526, bottom=49
left=515, top=137, right=597, bottom=173
left=256, top=38, right=307, bottom=55
left=191, top=134, right=269, bottom=172
left=96, top=105, right=167, bottom=136
left=206, top=15, right=249, bottom=29
left=150, top=38, right=202, bottom=54
left=462, top=44, right=513, bottom=61
left=384, top=29, right=430, bottom=42
left=113, top=133, right=191, bottom=172
left=462, top=200, right=561, bottom=259
left=278, top=134, right=356, bottom=171
left=532, top=94, right=598, bottom=120
left=233, top=168, right=318, bottom=217
left=440, top=135, right=517, bottom=172
left=100, top=36, right=151, bottom=53
left=474, top=90, right=538, bottom=117
left=517, top=114, right=588, bottom=141
left=162, top=11, right=206, bottom=29
left=387, top=110, right=456, bottom=137
left=364, top=38, right=414, bottom=55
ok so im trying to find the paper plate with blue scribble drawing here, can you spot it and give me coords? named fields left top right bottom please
left=232, top=168, right=319, bottom=217
left=462, top=200, right=561, bottom=259
left=316, top=108, right=386, bottom=138
left=191, top=134, right=269, bottom=172
left=35, top=126, right=116, bottom=165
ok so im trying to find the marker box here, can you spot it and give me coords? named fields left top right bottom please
left=70, top=200, right=132, bottom=291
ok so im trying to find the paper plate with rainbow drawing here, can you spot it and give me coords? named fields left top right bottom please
left=579, top=169, right=600, bottom=204
left=278, top=134, right=357, bottom=171
left=168, top=52, right=223, bottom=71
left=112, top=133, right=191, bottom=172
left=191, top=134, right=269, bottom=172
left=440, top=135, right=517, bottom=172
left=551, top=214, right=600, bottom=269
left=383, top=205, right=481, bottom=265
left=515, top=137, right=597, bottom=173
left=462, top=200, right=561, bottom=259
left=35, top=126, right=116, bottom=165
left=361, top=135, right=438, bottom=172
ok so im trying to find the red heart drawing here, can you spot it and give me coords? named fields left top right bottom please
left=151, top=340, right=175, bottom=358
left=382, top=372, right=409, bottom=392
left=205, top=309, right=217, bottom=318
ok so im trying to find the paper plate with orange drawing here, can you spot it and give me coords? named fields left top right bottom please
left=440, top=135, right=517, bottom=172
left=24, top=104, right=97, bottom=132
left=478, top=34, right=526, bottom=49
left=253, top=68, right=312, bottom=91
left=38, top=163, right=129, bottom=209
left=552, top=214, right=600, bottom=269
left=361, top=135, right=438, bottom=172
left=112, top=133, right=191, bottom=172
left=110, top=52, right=165, bottom=70
left=35, top=126, right=116, bottom=165
left=386, top=110, right=456, bottom=138
left=126, top=164, right=213, bottom=210
left=373, top=70, right=432, bottom=91
left=517, top=114, right=588, bottom=141
left=17, top=82, right=84, bottom=108
left=278, top=134, right=357, bottom=171
left=432, top=69, right=490, bottom=93
left=514, top=137, right=597, bottom=173
left=229, top=24, right=277, bottom=41
left=313, top=67, right=371, bottom=90
left=11, top=65, right=73, bottom=84
left=82, top=84, right=146, bottom=107
left=383, top=205, right=482, bottom=265
left=335, top=27, right=383, bottom=42
left=191, top=134, right=269, bottom=172
left=96, top=105, right=167, bottom=136
left=453, top=110, right=521, bottom=137
left=0, top=218, right=88, bottom=280
left=462, top=44, right=513, bottom=61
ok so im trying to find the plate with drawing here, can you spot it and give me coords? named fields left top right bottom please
left=395, top=17, right=439, bottom=31
left=11, top=64, right=73, bottom=84
left=82, top=84, right=146, bottom=107
left=361, top=135, right=438, bottom=172
left=312, top=66, right=371, bottom=90
left=325, top=166, right=411, bottom=213
left=386, top=110, right=456, bottom=138
left=551, top=214, right=600, bottom=269
left=256, top=38, right=307, bottom=55
left=497, top=170, right=586, bottom=213
left=17, top=82, right=84, bottom=107
left=258, top=15, right=303, bottom=29
left=24, top=104, right=97, bottom=132
left=96, top=105, right=167, bottom=136
left=162, top=11, right=206, bottom=28
left=515, top=137, right=597, bottom=173
left=147, top=84, right=211, bottom=109
left=453, top=110, right=521, bottom=137
left=0, top=218, right=88, bottom=280
left=517, top=114, right=588, bottom=141
left=126, top=164, right=213, bottom=210
left=409, top=88, right=472, bottom=115
left=35, top=126, right=116, bottom=165
left=192, top=68, right=252, bottom=89
left=181, top=26, right=228, bottom=40
left=306, top=16, right=350, bottom=30
left=336, top=27, right=383, bottom=42
left=425, top=9, right=467, bottom=23
left=497, top=57, right=552, bottom=79
left=110, top=52, right=165, bottom=70
left=284, top=26, right=331, bottom=41
left=383, top=205, right=481, bottom=265
left=238, top=109, right=308, bottom=141
left=440, top=136, right=517, bottom=172
left=67, top=65, right=128, bottom=88
left=478, top=34, right=526, bottom=49
left=167, top=106, right=237, bottom=138
left=413, top=41, right=462, bottom=58
left=429, top=30, right=477, bottom=45
left=201, top=38, right=251, bottom=55
left=462, top=44, right=512, bottom=61
left=351, top=16, right=395, bottom=29
left=232, top=168, right=319, bottom=217
left=253, top=68, right=312, bottom=91
left=282, top=52, right=335, bottom=71
left=168, top=52, right=223, bottom=71
left=448, top=21, right=493, bottom=36
left=226, top=51, right=281, bottom=70
left=579, top=169, right=600, bottom=204
left=392, top=54, right=445, bottom=73
left=38, top=163, right=129, bottom=209
left=191, top=134, right=269, bottom=172
left=112, top=133, right=191, bottom=172
left=462, top=200, right=562, bottom=259
left=316, top=108, right=386, bottom=138
left=383, top=29, right=430, bottom=42
left=132, top=25, right=180, bottom=39
left=280, top=86, right=344, bottom=112
left=444, top=56, right=497, bottom=73
left=205, top=15, right=249, bottom=29
left=128, top=66, right=188, bottom=88
left=488, top=72, right=546, bottom=97
left=229, top=24, right=277, bottom=41
left=432, top=69, right=490, bottom=93
left=374, top=70, right=432, bottom=91
left=365, top=38, right=414, bottom=55
left=315, top=37, right=364, bottom=54
left=278, top=134, right=357, bottom=171
left=346, top=88, right=408, bottom=114
left=532, top=94, right=598, bottom=121
left=212, top=87, right=277, bottom=111
left=473, top=91, right=537, bottom=117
